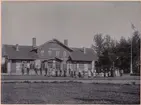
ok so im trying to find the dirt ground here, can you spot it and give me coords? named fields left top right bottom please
left=2, top=74, right=140, bottom=80
left=1, top=82, right=140, bottom=104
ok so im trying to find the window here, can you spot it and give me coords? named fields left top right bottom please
left=48, top=50, right=52, bottom=56
left=63, top=51, right=67, bottom=57
left=40, top=50, right=44, bottom=56
left=56, top=51, right=60, bottom=57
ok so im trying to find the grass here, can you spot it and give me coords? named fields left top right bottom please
left=1, top=82, right=140, bottom=104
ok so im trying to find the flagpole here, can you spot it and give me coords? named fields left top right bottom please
left=130, top=23, right=135, bottom=74
left=130, top=35, right=133, bottom=74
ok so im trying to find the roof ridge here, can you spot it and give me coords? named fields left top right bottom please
left=71, top=47, right=92, bottom=49
left=39, top=38, right=73, bottom=51
left=3, top=44, right=32, bottom=47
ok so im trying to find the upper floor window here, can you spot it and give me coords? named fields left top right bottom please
left=56, top=51, right=60, bottom=57
left=63, top=51, right=67, bottom=57
left=48, top=50, right=52, bottom=56
left=40, top=50, right=44, bottom=56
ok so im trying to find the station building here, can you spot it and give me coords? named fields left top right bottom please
left=2, top=38, right=98, bottom=76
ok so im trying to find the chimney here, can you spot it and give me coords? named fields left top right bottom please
left=83, top=47, right=86, bottom=54
left=15, top=44, right=19, bottom=51
left=32, top=37, right=36, bottom=48
left=64, top=39, right=68, bottom=46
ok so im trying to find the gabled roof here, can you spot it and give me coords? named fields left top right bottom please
left=39, top=38, right=73, bottom=52
left=2, top=39, right=97, bottom=62
left=43, top=57, right=63, bottom=62
left=2, top=44, right=38, bottom=60
left=69, top=47, right=98, bottom=62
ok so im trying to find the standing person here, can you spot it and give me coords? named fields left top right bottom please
left=34, top=61, right=38, bottom=75
left=120, top=69, right=123, bottom=76
left=44, top=62, right=48, bottom=76
left=24, top=62, right=27, bottom=75
left=40, top=62, right=44, bottom=75
left=21, top=62, right=25, bottom=75
left=37, top=60, right=41, bottom=75
left=27, top=61, right=30, bottom=75
left=30, top=61, right=34, bottom=75
left=64, top=69, right=67, bottom=77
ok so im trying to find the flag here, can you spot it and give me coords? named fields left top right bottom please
left=131, top=23, right=136, bottom=30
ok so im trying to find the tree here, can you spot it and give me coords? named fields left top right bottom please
left=103, top=34, right=112, bottom=50
left=92, top=33, right=105, bottom=57
left=115, top=37, right=131, bottom=73
left=93, top=34, right=119, bottom=76
left=99, top=50, right=112, bottom=77
left=92, top=27, right=140, bottom=76
left=132, top=30, right=140, bottom=74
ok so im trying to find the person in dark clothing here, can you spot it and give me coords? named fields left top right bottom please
left=40, top=62, right=44, bottom=75
left=34, top=62, right=38, bottom=75
left=21, top=62, right=25, bottom=75
left=78, top=72, right=81, bottom=78
left=44, top=62, right=48, bottom=76
left=30, top=61, right=34, bottom=74
left=64, top=69, right=66, bottom=77
left=26, top=61, right=30, bottom=75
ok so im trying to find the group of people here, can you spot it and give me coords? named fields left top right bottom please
left=20, top=61, right=96, bottom=78
left=21, top=61, right=48, bottom=75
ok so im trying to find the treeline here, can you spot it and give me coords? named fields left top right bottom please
left=92, top=28, right=140, bottom=75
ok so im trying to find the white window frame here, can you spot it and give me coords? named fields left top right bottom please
left=56, top=51, right=60, bottom=57
left=40, top=50, right=44, bottom=56
left=63, top=51, right=67, bottom=57
left=48, top=50, right=52, bottom=56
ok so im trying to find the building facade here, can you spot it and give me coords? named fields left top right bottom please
left=2, top=38, right=98, bottom=76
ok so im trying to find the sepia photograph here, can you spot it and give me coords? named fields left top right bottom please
left=1, top=1, right=140, bottom=104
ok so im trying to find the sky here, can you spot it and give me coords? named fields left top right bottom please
left=2, top=1, right=141, bottom=48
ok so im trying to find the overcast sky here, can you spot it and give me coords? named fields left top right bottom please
left=2, top=1, right=141, bottom=48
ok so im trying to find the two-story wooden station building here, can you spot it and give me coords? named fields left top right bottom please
left=2, top=38, right=98, bottom=76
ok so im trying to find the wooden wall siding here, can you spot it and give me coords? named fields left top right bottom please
left=48, top=62, right=53, bottom=68
left=38, top=42, right=71, bottom=59
left=66, top=62, right=73, bottom=71
left=72, top=63, right=77, bottom=71
left=79, top=64, right=84, bottom=71
left=11, top=62, right=16, bottom=73
left=84, top=64, right=88, bottom=71
left=62, top=63, right=67, bottom=70
left=88, top=64, right=92, bottom=70
left=56, top=62, right=61, bottom=69
left=16, top=62, right=22, bottom=75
